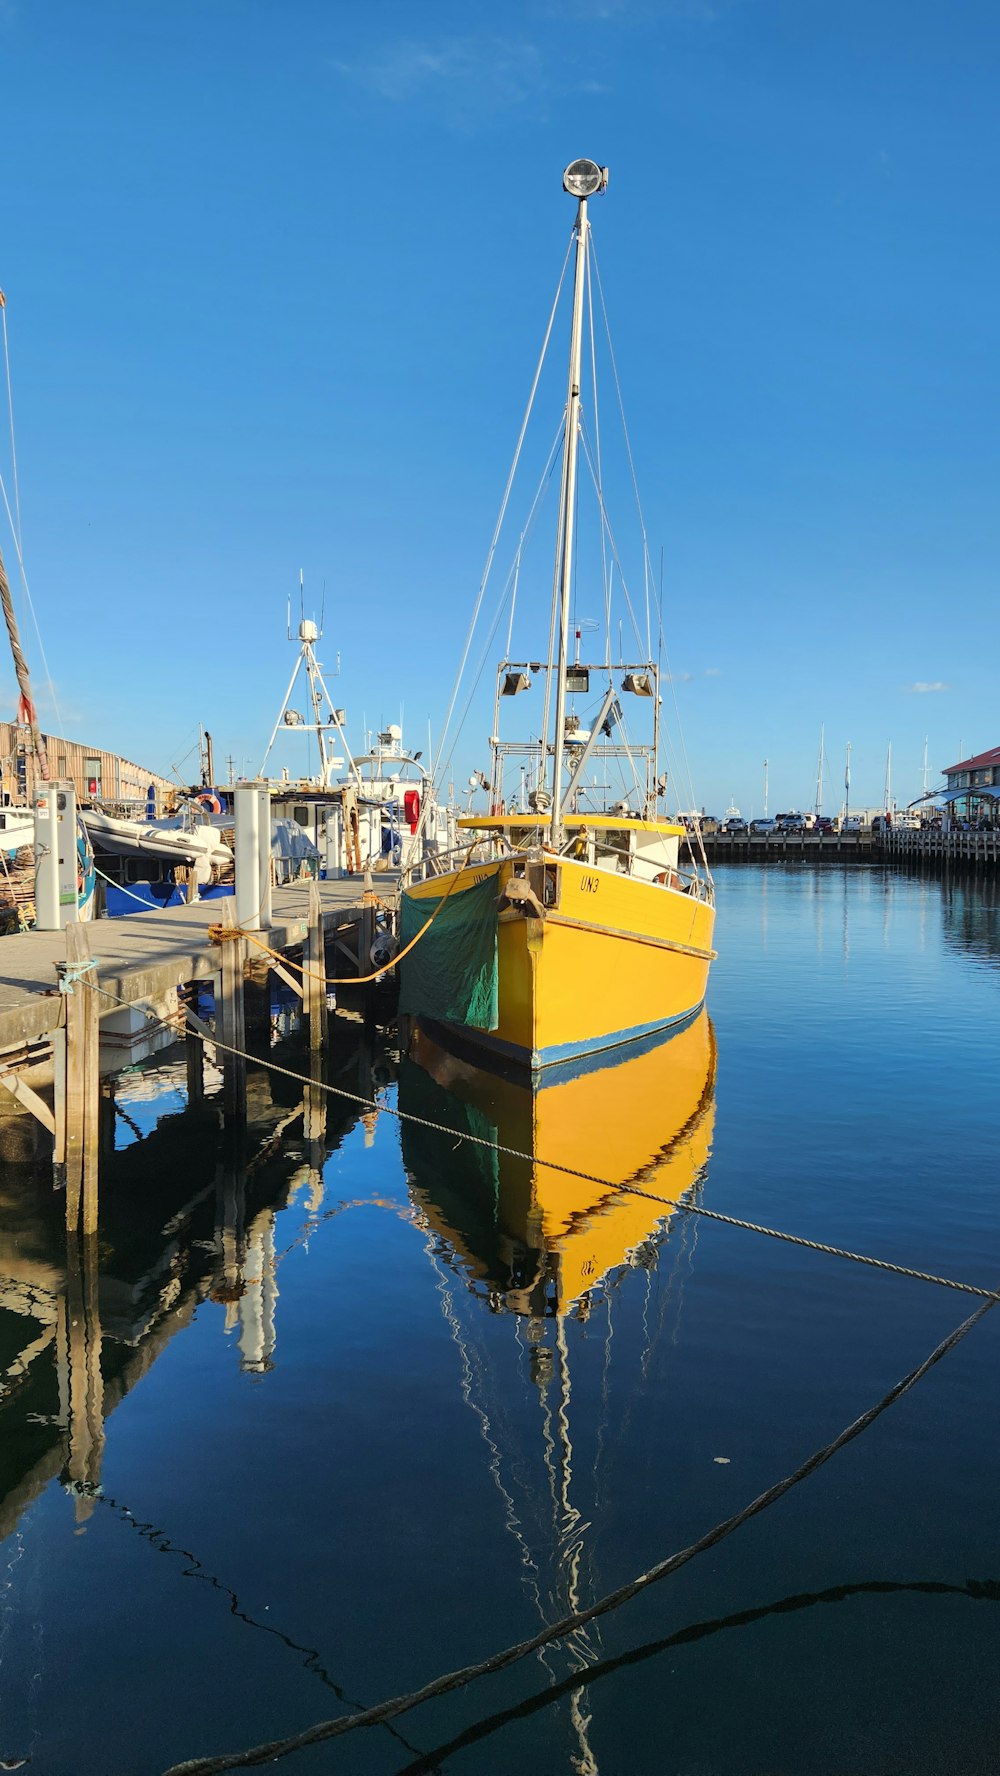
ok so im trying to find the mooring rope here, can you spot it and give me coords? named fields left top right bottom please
left=160, top=1293, right=996, bottom=1774
left=207, top=838, right=486, bottom=988
left=78, top=974, right=1000, bottom=1308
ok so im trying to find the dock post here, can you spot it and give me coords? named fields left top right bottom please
left=234, top=788, right=264, bottom=937
left=258, top=784, right=273, bottom=928
left=361, top=868, right=379, bottom=1035
left=34, top=780, right=80, bottom=931
left=59, top=922, right=101, bottom=1235
left=217, top=898, right=247, bottom=1125
left=306, top=879, right=328, bottom=1053
left=184, top=987, right=205, bottom=1106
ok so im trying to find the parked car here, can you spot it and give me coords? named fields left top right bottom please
left=723, top=817, right=747, bottom=834
left=813, top=816, right=835, bottom=835
left=776, top=812, right=807, bottom=833
left=842, top=816, right=864, bottom=834
left=750, top=817, right=778, bottom=835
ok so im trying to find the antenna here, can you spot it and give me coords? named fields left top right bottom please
left=319, top=577, right=326, bottom=640
left=299, top=568, right=305, bottom=626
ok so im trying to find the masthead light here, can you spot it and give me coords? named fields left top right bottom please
left=563, top=159, right=609, bottom=199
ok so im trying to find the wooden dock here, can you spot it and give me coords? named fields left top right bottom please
left=0, top=876, right=397, bottom=1216
left=704, top=832, right=873, bottom=861
left=0, top=877, right=390, bottom=1058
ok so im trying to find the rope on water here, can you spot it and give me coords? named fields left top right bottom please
left=78, top=974, right=1000, bottom=1308
left=160, top=1293, right=996, bottom=1774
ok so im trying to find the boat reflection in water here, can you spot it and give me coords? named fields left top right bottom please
left=401, top=1009, right=717, bottom=1318
left=400, top=1014, right=716, bottom=1770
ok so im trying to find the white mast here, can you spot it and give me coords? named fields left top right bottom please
left=843, top=741, right=851, bottom=822
left=548, top=159, right=608, bottom=845
left=258, top=579, right=356, bottom=786
left=922, top=735, right=929, bottom=799
left=763, top=757, right=768, bottom=818
left=884, top=740, right=892, bottom=814
left=814, top=724, right=824, bottom=818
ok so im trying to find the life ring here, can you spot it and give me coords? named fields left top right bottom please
left=655, top=870, right=681, bottom=890
left=196, top=792, right=223, bottom=816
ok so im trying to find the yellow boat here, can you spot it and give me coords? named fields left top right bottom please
left=400, top=1009, right=717, bottom=1316
left=400, top=159, right=715, bottom=1071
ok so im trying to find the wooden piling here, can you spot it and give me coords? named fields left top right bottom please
left=216, top=899, right=247, bottom=1124
left=60, top=922, right=101, bottom=1235
left=306, top=879, right=328, bottom=1053
left=185, top=993, right=205, bottom=1107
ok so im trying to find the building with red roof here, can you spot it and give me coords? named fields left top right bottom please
left=941, top=744, right=1000, bottom=827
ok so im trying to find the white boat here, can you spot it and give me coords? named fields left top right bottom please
left=0, top=805, right=35, bottom=856
left=79, top=807, right=232, bottom=882
left=258, top=592, right=455, bottom=877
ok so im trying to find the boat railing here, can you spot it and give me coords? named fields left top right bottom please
left=402, top=834, right=714, bottom=903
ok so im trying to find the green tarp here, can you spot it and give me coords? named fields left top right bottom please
left=398, top=870, right=499, bottom=1030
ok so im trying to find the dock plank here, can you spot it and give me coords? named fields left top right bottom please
left=0, top=878, right=394, bottom=1054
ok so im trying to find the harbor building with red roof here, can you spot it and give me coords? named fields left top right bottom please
left=941, top=745, right=1000, bottom=828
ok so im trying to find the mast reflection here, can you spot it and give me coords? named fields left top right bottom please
left=399, top=1014, right=717, bottom=1772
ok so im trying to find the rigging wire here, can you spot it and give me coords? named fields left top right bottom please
left=437, top=421, right=564, bottom=792
left=584, top=227, right=613, bottom=674
left=0, top=295, right=66, bottom=746
left=435, top=234, right=574, bottom=792
left=588, top=241, right=652, bottom=662
left=589, top=241, right=705, bottom=829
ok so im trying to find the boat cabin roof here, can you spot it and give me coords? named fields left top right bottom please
left=458, top=814, right=685, bottom=837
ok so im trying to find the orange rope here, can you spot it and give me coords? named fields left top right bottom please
left=208, top=840, right=487, bottom=988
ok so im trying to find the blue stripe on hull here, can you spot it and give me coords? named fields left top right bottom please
left=419, top=1001, right=706, bottom=1080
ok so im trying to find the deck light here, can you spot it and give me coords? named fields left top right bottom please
left=563, top=159, right=609, bottom=198
left=502, top=671, right=531, bottom=696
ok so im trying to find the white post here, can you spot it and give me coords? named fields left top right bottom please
left=257, top=784, right=272, bottom=929
left=235, top=782, right=269, bottom=931
left=34, top=780, right=79, bottom=931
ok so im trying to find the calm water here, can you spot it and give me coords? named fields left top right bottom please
left=2, top=866, right=999, bottom=1775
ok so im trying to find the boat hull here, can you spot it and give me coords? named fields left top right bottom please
left=402, top=854, right=715, bottom=1071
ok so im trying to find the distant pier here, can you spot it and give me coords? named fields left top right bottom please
left=704, top=829, right=999, bottom=871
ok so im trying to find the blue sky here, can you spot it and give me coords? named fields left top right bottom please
left=1, top=0, right=997, bottom=815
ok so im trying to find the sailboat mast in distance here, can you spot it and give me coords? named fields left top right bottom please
left=814, top=724, right=824, bottom=819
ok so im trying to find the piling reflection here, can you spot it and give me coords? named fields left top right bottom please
left=400, top=1010, right=717, bottom=1317
left=939, top=876, right=1000, bottom=971
left=0, top=1039, right=365, bottom=1546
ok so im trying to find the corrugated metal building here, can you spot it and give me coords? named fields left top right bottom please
left=0, top=721, right=174, bottom=812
